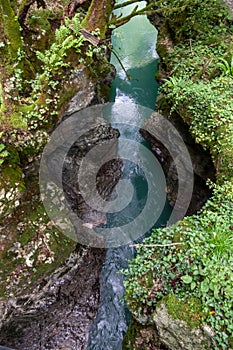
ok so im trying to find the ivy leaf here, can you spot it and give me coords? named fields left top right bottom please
left=181, top=275, right=192, bottom=284
left=200, top=280, right=210, bottom=293
left=191, top=281, right=196, bottom=290
left=0, top=150, right=8, bottom=157
left=0, top=144, right=5, bottom=152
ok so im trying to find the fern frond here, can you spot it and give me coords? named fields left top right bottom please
left=55, top=25, right=71, bottom=44
left=72, top=14, right=82, bottom=35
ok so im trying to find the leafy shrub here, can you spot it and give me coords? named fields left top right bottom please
left=124, top=182, right=233, bottom=349
left=160, top=75, right=233, bottom=179
left=124, top=2, right=233, bottom=349
left=164, top=41, right=233, bottom=80
left=155, top=0, right=232, bottom=43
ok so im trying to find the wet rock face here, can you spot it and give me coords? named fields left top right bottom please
left=45, top=110, right=123, bottom=242
left=62, top=122, right=122, bottom=228
left=0, top=246, right=106, bottom=350
left=140, top=112, right=215, bottom=215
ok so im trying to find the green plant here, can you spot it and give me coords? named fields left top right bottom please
left=154, top=0, right=232, bottom=43
left=160, top=75, right=233, bottom=179
left=0, top=144, right=8, bottom=165
left=124, top=183, right=233, bottom=349
left=0, top=132, right=8, bottom=165
left=124, top=1, right=233, bottom=349
left=163, top=41, right=233, bottom=81
left=21, top=14, right=108, bottom=129
left=217, top=55, right=233, bottom=76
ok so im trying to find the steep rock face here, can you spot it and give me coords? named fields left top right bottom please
left=0, top=65, right=121, bottom=349
left=140, top=112, right=215, bottom=215
left=0, top=246, right=106, bottom=350
left=44, top=106, right=122, bottom=247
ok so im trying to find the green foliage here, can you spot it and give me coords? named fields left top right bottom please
left=124, top=2, right=233, bottom=349
left=155, top=0, right=232, bottom=43
left=0, top=132, right=8, bottom=165
left=0, top=9, right=109, bottom=168
left=160, top=75, right=233, bottom=179
left=0, top=0, right=23, bottom=62
left=0, top=146, right=8, bottom=165
left=163, top=40, right=233, bottom=81
left=124, top=182, right=233, bottom=349
left=27, top=8, right=55, bottom=32
left=217, top=55, right=233, bottom=76
left=8, top=14, right=107, bottom=130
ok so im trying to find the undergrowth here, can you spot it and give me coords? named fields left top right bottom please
left=124, top=0, right=233, bottom=349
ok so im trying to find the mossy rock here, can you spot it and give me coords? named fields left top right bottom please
left=153, top=297, right=215, bottom=350
left=158, top=294, right=203, bottom=329
left=0, top=199, right=76, bottom=298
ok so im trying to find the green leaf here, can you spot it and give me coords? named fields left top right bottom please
left=181, top=275, right=192, bottom=284
left=0, top=150, right=8, bottom=157
left=0, top=144, right=5, bottom=152
left=200, top=280, right=210, bottom=293
left=191, top=281, right=196, bottom=290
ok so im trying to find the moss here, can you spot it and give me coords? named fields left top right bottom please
left=1, top=163, right=25, bottom=192
left=0, top=0, right=23, bottom=64
left=123, top=317, right=159, bottom=350
left=27, top=8, right=55, bottom=32
left=0, top=110, right=27, bottom=129
left=123, top=318, right=141, bottom=350
left=0, top=200, right=76, bottom=298
left=158, top=294, right=203, bottom=329
left=81, top=0, right=114, bottom=38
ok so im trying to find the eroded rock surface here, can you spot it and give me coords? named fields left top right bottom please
left=0, top=66, right=121, bottom=349
left=153, top=303, right=215, bottom=350
left=0, top=246, right=106, bottom=350
left=140, top=112, right=215, bottom=215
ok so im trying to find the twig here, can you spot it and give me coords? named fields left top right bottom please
left=114, top=0, right=140, bottom=10
left=114, top=6, right=161, bottom=28
left=189, top=39, right=193, bottom=52
left=129, top=242, right=182, bottom=248
left=110, top=48, right=131, bottom=80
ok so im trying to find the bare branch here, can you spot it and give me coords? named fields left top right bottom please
left=129, top=242, right=182, bottom=248
left=114, top=0, right=140, bottom=10
left=112, top=3, right=160, bottom=28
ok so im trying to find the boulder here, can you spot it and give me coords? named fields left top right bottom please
left=153, top=303, right=215, bottom=350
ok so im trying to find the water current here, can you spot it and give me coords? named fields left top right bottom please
left=87, top=2, right=171, bottom=349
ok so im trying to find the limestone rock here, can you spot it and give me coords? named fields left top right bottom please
left=140, top=112, right=215, bottom=215
left=153, top=303, right=215, bottom=350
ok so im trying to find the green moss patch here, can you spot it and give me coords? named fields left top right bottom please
left=159, top=294, right=203, bottom=329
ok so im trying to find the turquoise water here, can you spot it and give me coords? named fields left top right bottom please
left=87, top=2, right=171, bottom=349
left=110, top=0, right=159, bottom=109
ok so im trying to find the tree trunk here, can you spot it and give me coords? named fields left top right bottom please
left=0, top=0, right=23, bottom=64
left=82, top=0, right=115, bottom=38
